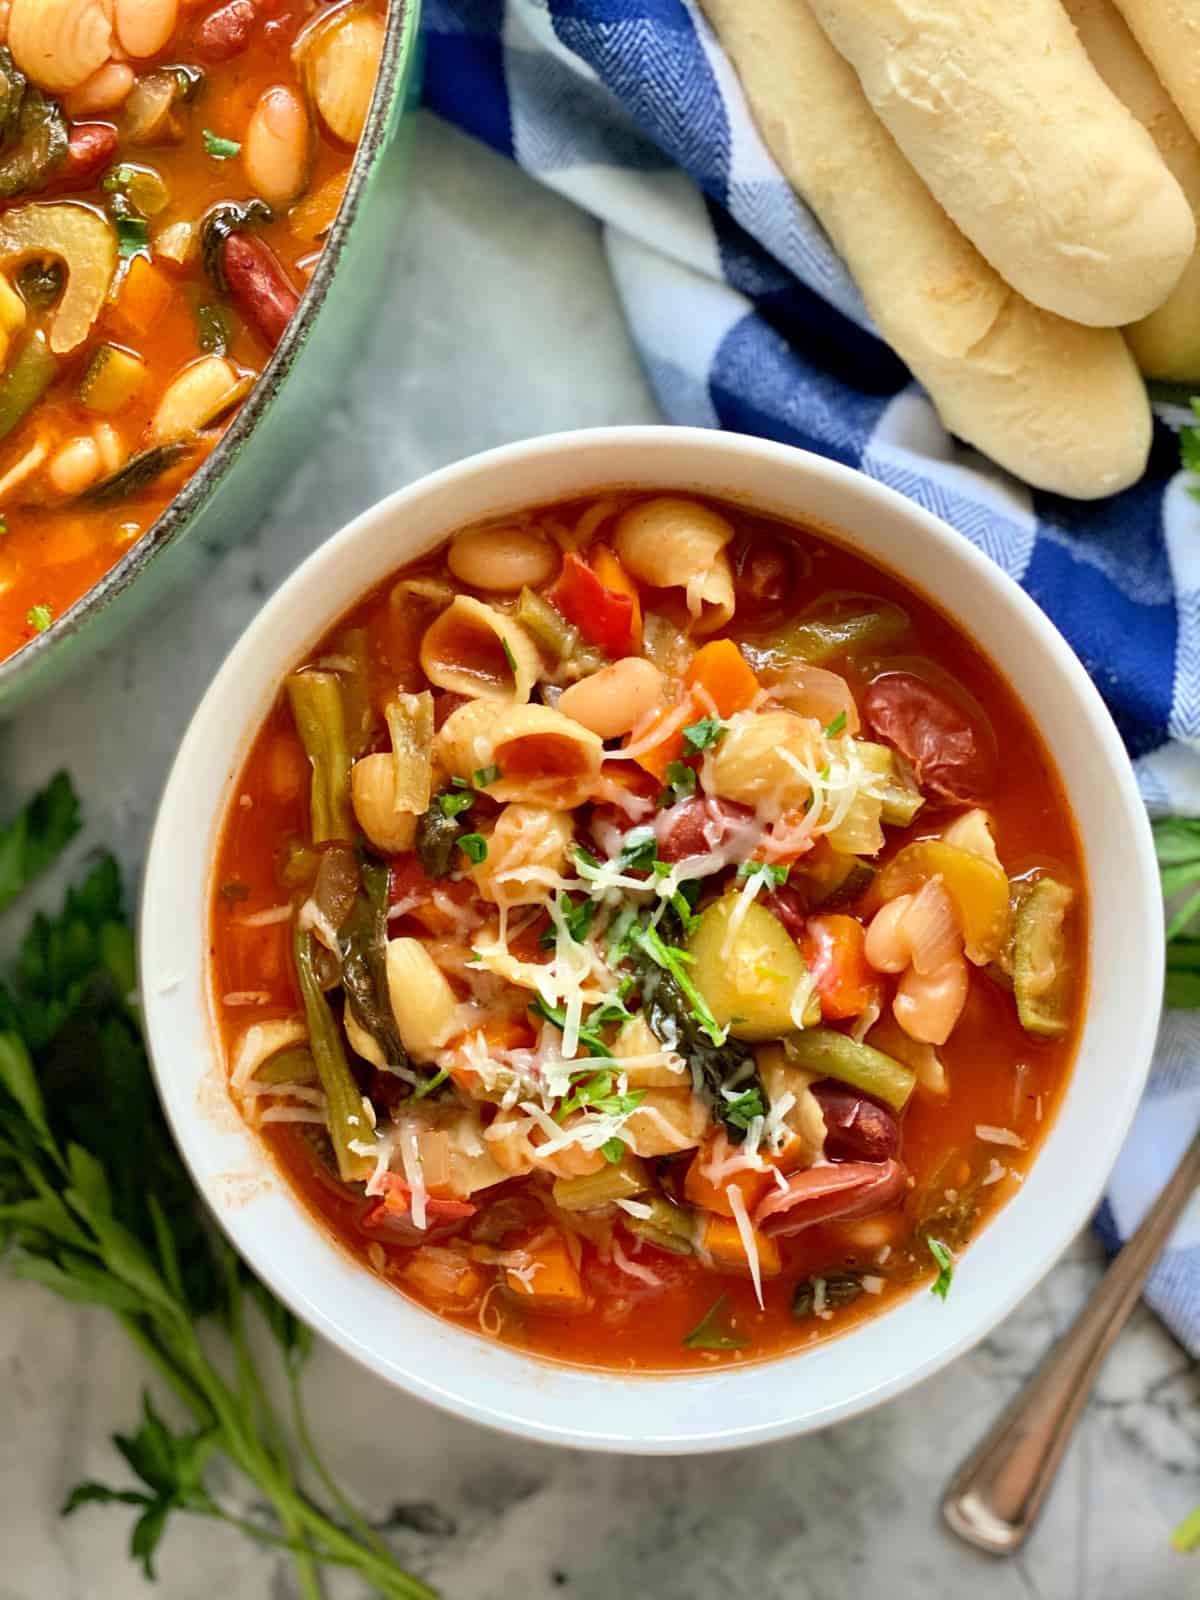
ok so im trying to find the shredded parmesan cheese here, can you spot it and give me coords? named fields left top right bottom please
left=727, top=1184, right=764, bottom=1310
left=975, top=1125, right=1026, bottom=1149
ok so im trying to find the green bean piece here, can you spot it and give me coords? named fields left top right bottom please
left=253, top=1044, right=318, bottom=1087
left=0, top=334, right=56, bottom=442
left=286, top=671, right=354, bottom=844
left=857, top=741, right=925, bottom=828
left=515, top=586, right=607, bottom=674
left=784, top=1028, right=915, bottom=1111
left=1012, top=877, right=1074, bottom=1038
left=625, top=1193, right=694, bottom=1256
left=338, top=857, right=407, bottom=1068
left=336, top=627, right=377, bottom=757
left=292, top=923, right=373, bottom=1182
left=552, top=1158, right=650, bottom=1212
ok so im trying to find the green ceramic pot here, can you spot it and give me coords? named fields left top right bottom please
left=0, top=0, right=423, bottom=717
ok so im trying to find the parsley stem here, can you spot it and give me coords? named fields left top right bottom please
left=287, top=1364, right=393, bottom=1563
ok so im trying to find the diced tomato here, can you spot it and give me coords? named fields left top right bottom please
left=548, top=552, right=637, bottom=657
left=387, top=853, right=478, bottom=935
left=803, top=914, right=878, bottom=1020
left=361, top=1177, right=477, bottom=1233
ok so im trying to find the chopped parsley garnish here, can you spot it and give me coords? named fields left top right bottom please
left=554, top=1067, right=644, bottom=1123
left=824, top=710, right=848, bottom=738
left=501, top=637, right=518, bottom=673
left=412, top=1065, right=450, bottom=1100
left=606, top=905, right=639, bottom=963
left=540, top=892, right=595, bottom=949
left=203, top=129, right=241, bottom=160
left=115, top=216, right=150, bottom=258
left=659, top=759, right=697, bottom=806
left=528, top=997, right=615, bottom=1059
left=450, top=775, right=470, bottom=789
left=723, top=1087, right=766, bottom=1131
left=682, top=717, right=727, bottom=754
left=1181, top=399, right=1200, bottom=495
left=601, top=1138, right=626, bottom=1164
left=458, top=832, right=488, bottom=864
left=26, top=604, right=52, bottom=634
left=634, top=921, right=726, bottom=1047
left=438, top=790, right=474, bottom=819
left=473, top=763, right=501, bottom=788
left=683, top=1294, right=748, bottom=1351
left=618, top=831, right=659, bottom=873
left=735, top=861, right=789, bottom=888
left=927, top=1236, right=954, bottom=1299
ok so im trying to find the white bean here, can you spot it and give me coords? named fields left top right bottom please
left=115, top=0, right=177, bottom=59
left=863, top=894, right=913, bottom=974
left=893, top=954, right=968, bottom=1047
left=65, top=61, right=134, bottom=115
left=47, top=434, right=103, bottom=497
left=447, top=525, right=559, bottom=593
left=558, top=656, right=664, bottom=740
left=243, top=83, right=310, bottom=209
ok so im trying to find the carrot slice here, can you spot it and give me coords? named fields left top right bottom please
left=503, top=1232, right=585, bottom=1305
left=701, top=1214, right=782, bottom=1277
left=684, top=639, right=760, bottom=716
left=684, top=1136, right=776, bottom=1217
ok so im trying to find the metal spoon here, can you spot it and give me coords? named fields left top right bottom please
left=942, top=1125, right=1200, bottom=1554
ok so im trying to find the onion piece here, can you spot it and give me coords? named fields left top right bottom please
left=902, top=877, right=961, bottom=976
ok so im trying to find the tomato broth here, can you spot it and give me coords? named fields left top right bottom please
left=211, top=493, right=1085, bottom=1371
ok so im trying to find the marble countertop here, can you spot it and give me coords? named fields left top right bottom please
left=1, top=114, right=1198, bottom=1600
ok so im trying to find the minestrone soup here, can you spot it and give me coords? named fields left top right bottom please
left=211, top=493, right=1086, bottom=1370
left=0, top=0, right=386, bottom=663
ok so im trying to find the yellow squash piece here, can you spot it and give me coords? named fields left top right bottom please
left=877, top=839, right=1009, bottom=967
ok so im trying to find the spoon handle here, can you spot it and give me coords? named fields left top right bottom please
left=942, top=1125, right=1200, bottom=1555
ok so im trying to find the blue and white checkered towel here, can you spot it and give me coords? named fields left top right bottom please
left=423, top=0, right=1200, bottom=1353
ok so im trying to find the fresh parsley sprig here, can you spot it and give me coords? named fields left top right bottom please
left=0, top=777, right=433, bottom=1599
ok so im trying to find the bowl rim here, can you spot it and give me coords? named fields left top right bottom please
left=0, top=0, right=421, bottom=699
left=139, top=425, right=1164, bottom=1452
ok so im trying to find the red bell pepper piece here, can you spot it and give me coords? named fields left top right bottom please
left=548, top=552, right=636, bottom=657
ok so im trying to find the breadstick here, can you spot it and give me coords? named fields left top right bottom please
left=1111, top=1, right=1200, bottom=144
left=698, top=0, right=1151, bottom=499
left=1066, top=0, right=1200, bottom=378
left=804, top=0, right=1194, bottom=328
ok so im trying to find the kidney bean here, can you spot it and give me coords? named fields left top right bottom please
left=654, top=796, right=753, bottom=862
left=766, top=883, right=807, bottom=941
left=60, top=123, right=119, bottom=187
left=754, top=1158, right=907, bottom=1238
left=221, top=231, right=301, bottom=349
left=862, top=670, right=996, bottom=803
left=195, top=0, right=256, bottom=61
left=735, top=537, right=796, bottom=615
left=809, top=1079, right=900, bottom=1163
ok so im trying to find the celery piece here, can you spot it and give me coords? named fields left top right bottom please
left=756, top=601, right=910, bottom=670
left=515, top=585, right=606, bottom=673
left=292, top=924, right=372, bottom=1182
left=784, top=1027, right=915, bottom=1111
left=336, top=627, right=376, bottom=757
left=625, top=1193, right=694, bottom=1256
left=552, top=1158, right=650, bottom=1212
left=858, top=741, right=925, bottom=828
left=286, top=670, right=354, bottom=844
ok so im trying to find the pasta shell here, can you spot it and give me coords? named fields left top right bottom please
left=707, top=709, right=821, bottom=815
left=386, top=938, right=461, bottom=1061
left=435, top=699, right=603, bottom=809
left=472, top=803, right=574, bottom=908
left=614, top=496, right=736, bottom=634
left=419, top=595, right=541, bottom=705
left=9, top=0, right=114, bottom=93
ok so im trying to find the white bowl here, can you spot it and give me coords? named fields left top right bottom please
left=140, top=426, right=1162, bottom=1453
